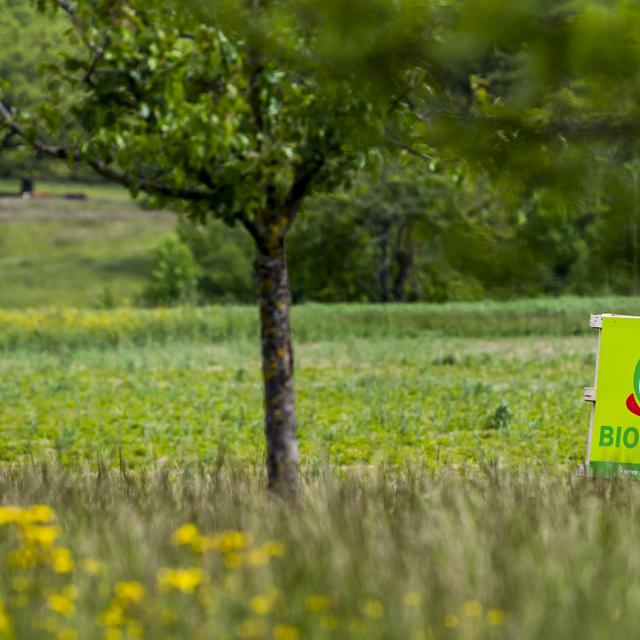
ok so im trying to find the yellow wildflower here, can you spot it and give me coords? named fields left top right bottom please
left=245, top=549, right=270, bottom=567
left=82, top=559, right=105, bottom=575
left=7, top=546, right=38, bottom=568
left=273, top=624, right=299, bottom=640
left=62, top=585, right=78, bottom=601
left=115, top=582, right=145, bottom=604
left=262, top=540, right=285, bottom=557
left=403, top=592, right=422, bottom=607
left=305, top=595, right=331, bottom=613
left=57, top=629, right=77, bottom=640
left=220, top=530, right=252, bottom=552
left=104, top=627, right=122, bottom=640
left=249, top=595, right=272, bottom=616
left=51, top=547, right=74, bottom=574
left=173, top=524, right=201, bottom=548
left=463, top=600, right=482, bottom=618
left=0, top=506, right=23, bottom=526
left=48, top=593, right=75, bottom=617
left=224, top=552, right=243, bottom=570
left=0, top=600, right=10, bottom=635
left=23, top=525, right=59, bottom=549
left=100, top=604, right=124, bottom=627
left=156, top=567, right=203, bottom=593
left=487, top=609, right=506, bottom=626
left=27, top=505, right=55, bottom=524
left=362, top=600, right=384, bottom=618
left=443, top=614, right=459, bottom=629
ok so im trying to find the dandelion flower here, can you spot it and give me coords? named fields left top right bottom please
left=115, top=582, right=145, bottom=604
left=305, top=595, right=331, bottom=613
left=443, top=614, right=459, bottom=629
left=463, top=600, right=482, bottom=618
left=487, top=609, right=506, bottom=626
left=249, top=595, right=271, bottom=616
left=403, top=592, right=422, bottom=607
left=273, top=624, right=299, bottom=640
left=362, top=600, right=384, bottom=618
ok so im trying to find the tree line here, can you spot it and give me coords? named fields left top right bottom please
left=3, top=0, right=640, bottom=305
left=145, top=155, right=640, bottom=306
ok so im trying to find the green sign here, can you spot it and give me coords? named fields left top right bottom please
left=586, top=314, right=640, bottom=477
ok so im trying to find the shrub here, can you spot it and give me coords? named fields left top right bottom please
left=140, top=235, right=199, bottom=306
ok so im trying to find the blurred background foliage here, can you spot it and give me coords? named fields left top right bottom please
left=3, top=0, right=640, bottom=303
left=0, top=0, right=97, bottom=181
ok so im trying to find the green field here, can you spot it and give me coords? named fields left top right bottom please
left=0, top=465, right=637, bottom=640
left=0, top=331, right=593, bottom=470
left=0, top=180, right=131, bottom=201
left=0, top=300, right=625, bottom=470
left=0, top=194, right=174, bottom=308
left=1, top=260, right=639, bottom=639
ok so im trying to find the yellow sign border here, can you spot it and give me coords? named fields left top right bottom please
left=585, top=314, right=640, bottom=477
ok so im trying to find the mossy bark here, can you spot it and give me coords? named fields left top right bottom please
left=255, top=234, right=298, bottom=494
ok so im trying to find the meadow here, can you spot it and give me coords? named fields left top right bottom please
left=0, top=194, right=173, bottom=308
left=0, top=305, right=602, bottom=470
left=0, top=299, right=636, bottom=639
left=0, top=464, right=636, bottom=640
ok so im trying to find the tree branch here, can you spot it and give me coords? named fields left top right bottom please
left=237, top=211, right=261, bottom=243
left=83, top=36, right=111, bottom=87
left=1, top=129, right=17, bottom=149
left=0, top=100, right=222, bottom=202
left=384, top=136, right=433, bottom=162
left=284, top=157, right=325, bottom=227
left=53, top=0, right=74, bottom=18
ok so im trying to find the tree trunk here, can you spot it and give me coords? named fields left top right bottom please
left=255, top=236, right=299, bottom=495
left=392, top=226, right=414, bottom=302
left=376, top=223, right=391, bottom=303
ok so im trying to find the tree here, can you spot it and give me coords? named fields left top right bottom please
left=0, top=0, right=428, bottom=493
left=0, top=0, right=92, bottom=180
left=177, top=218, right=255, bottom=303
left=288, top=159, right=458, bottom=303
left=7, top=0, right=640, bottom=493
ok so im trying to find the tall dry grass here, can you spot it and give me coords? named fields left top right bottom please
left=0, top=463, right=633, bottom=639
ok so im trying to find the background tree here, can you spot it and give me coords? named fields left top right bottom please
left=0, top=0, right=429, bottom=493
left=0, top=0, right=94, bottom=181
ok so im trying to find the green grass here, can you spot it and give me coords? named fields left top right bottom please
left=0, top=299, right=627, bottom=469
left=0, top=197, right=174, bottom=307
left=0, top=330, right=594, bottom=469
left=0, top=297, right=638, bottom=352
left=0, top=464, right=637, bottom=639
left=0, top=179, right=131, bottom=200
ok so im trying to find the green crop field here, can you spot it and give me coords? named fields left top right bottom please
left=2, top=299, right=637, bottom=470
left=1, top=274, right=639, bottom=639
left=0, top=327, right=595, bottom=470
